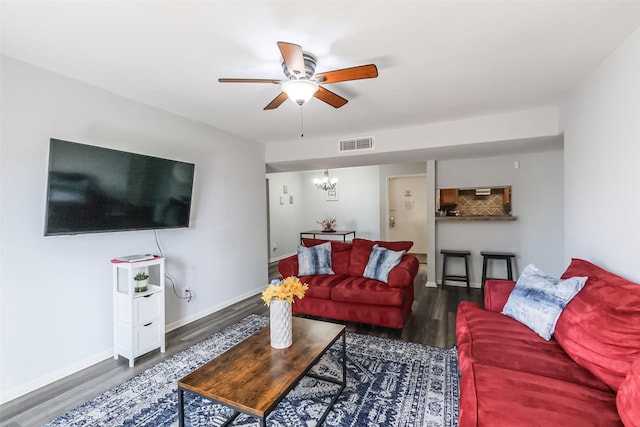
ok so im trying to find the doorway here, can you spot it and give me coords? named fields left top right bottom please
left=387, top=174, right=427, bottom=254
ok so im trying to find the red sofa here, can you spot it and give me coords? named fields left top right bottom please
left=278, top=238, right=419, bottom=328
left=456, top=258, right=640, bottom=426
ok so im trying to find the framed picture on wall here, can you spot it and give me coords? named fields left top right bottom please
left=327, top=186, right=339, bottom=201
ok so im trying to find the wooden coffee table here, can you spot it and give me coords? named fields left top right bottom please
left=177, top=316, right=346, bottom=426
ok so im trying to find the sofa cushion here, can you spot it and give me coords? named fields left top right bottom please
left=458, top=362, right=621, bottom=427
left=456, top=301, right=610, bottom=392
left=376, top=240, right=413, bottom=252
left=331, top=276, right=405, bottom=307
left=363, top=244, right=405, bottom=283
left=295, top=274, right=349, bottom=300
left=483, top=279, right=516, bottom=312
left=297, top=242, right=334, bottom=275
left=554, top=258, right=640, bottom=391
left=617, top=356, right=640, bottom=427
left=349, top=238, right=376, bottom=276
left=349, top=238, right=414, bottom=277
left=302, top=238, right=352, bottom=275
left=502, top=264, right=587, bottom=340
left=386, top=254, right=420, bottom=289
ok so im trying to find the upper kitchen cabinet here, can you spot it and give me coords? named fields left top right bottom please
left=439, top=188, right=459, bottom=207
left=503, top=187, right=511, bottom=205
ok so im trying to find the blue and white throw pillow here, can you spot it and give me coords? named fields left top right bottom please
left=502, top=263, right=587, bottom=340
left=363, top=244, right=405, bottom=283
left=297, top=242, right=334, bottom=275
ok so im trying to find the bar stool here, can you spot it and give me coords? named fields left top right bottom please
left=480, top=251, right=516, bottom=288
left=440, top=250, right=471, bottom=288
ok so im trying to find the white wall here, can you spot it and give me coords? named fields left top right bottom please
left=0, top=57, right=268, bottom=402
left=562, top=27, right=640, bottom=283
left=436, top=150, right=564, bottom=286
left=267, top=172, right=306, bottom=260
left=267, top=166, right=382, bottom=260
left=266, top=107, right=559, bottom=165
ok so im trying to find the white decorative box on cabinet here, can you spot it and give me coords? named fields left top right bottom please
left=111, top=257, right=165, bottom=367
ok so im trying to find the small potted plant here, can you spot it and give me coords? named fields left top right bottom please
left=133, top=272, right=149, bottom=292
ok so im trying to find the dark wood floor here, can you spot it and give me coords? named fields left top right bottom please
left=0, top=259, right=482, bottom=427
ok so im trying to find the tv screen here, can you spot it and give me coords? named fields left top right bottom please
left=45, top=139, right=195, bottom=236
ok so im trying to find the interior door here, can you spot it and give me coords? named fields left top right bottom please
left=388, top=175, right=427, bottom=253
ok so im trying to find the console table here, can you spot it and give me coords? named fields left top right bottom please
left=300, top=229, right=356, bottom=243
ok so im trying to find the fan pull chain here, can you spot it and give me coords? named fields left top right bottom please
left=300, top=106, right=304, bottom=138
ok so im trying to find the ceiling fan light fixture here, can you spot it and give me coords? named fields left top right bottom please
left=282, top=79, right=319, bottom=106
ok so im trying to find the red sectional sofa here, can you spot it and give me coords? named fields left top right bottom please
left=456, top=258, right=640, bottom=427
left=278, top=238, right=419, bottom=328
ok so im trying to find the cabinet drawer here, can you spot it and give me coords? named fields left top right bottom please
left=134, top=321, right=162, bottom=356
left=133, top=292, right=161, bottom=325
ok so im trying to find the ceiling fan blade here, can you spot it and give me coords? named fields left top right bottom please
left=314, top=86, right=348, bottom=108
left=264, top=92, right=289, bottom=110
left=218, top=78, right=281, bottom=84
left=277, top=41, right=305, bottom=76
left=315, top=64, right=378, bottom=84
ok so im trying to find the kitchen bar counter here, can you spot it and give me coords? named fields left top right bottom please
left=435, top=215, right=517, bottom=222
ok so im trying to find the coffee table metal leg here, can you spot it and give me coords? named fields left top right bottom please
left=220, top=411, right=241, bottom=426
left=178, top=388, right=185, bottom=427
left=314, top=329, right=347, bottom=426
left=341, top=330, right=346, bottom=386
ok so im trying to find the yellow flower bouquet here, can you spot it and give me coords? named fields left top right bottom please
left=261, top=276, right=309, bottom=307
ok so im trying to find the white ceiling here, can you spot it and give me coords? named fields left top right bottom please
left=3, top=1, right=640, bottom=149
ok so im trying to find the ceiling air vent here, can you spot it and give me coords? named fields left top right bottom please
left=339, top=137, right=374, bottom=152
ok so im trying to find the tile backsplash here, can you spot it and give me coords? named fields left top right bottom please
left=456, top=188, right=510, bottom=216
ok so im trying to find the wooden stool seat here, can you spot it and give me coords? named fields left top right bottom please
left=441, top=250, right=471, bottom=288
left=480, top=251, right=516, bottom=289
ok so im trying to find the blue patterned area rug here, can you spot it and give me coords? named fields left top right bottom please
left=45, top=315, right=459, bottom=427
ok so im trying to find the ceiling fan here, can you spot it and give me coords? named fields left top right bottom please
left=219, top=41, right=378, bottom=110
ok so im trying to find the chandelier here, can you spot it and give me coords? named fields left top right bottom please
left=314, top=169, right=338, bottom=191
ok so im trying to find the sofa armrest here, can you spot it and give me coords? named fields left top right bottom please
left=278, top=255, right=299, bottom=278
left=387, top=254, right=420, bottom=289
left=484, top=279, right=516, bottom=312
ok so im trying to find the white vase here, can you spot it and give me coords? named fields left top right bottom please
left=270, top=300, right=293, bottom=349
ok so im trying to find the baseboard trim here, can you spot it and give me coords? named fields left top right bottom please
left=165, top=286, right=264, bottom=332
left=268, top=252, right=296, bottom=264
left=1, top=289, right=265, bottom=405
left=0, top=349, right=113, bottom=405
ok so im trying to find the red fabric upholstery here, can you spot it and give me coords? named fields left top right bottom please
left=292, top=296, right=410, bottom=329
left=295, top=274, right=349, bottom=300
left=279, top=238, right=418, bottom=328
left=278, top=254, right=298, bottom=277
left=348, top=238, right=414, bottom=277
left=331, top=276, right=406, bottom=307
left=348, top=238, right=376, bottom=276
left=457, top=259, right=637, bottom=426
left=459, top=363, right=621, bottom=427
left=483, top=279, right=515, bottom=312
left=457, top=302, right=610, bottom=392
left=617, top=356, right=640, bottom=427
left=376, top=240, right=413, bottom=252
left=554, top=258, right=640, bottom=391
left=301, top=238, right=352, bottom=275
left=387, top=254, right=419, bottom=289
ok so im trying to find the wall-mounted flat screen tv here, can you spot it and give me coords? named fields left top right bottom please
left=45, top=139, right=195, bottom=236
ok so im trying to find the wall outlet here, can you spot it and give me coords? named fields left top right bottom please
left=272, top=243, right=278, bottom=251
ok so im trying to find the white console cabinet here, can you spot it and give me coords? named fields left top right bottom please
left=112, top=257, right=165, bottom=367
